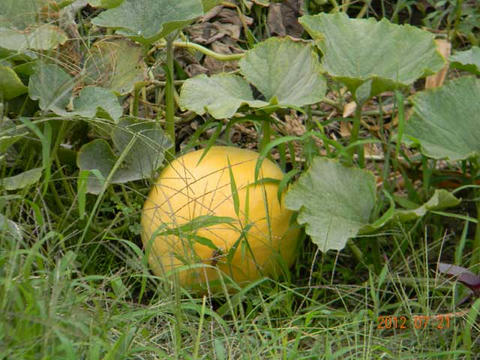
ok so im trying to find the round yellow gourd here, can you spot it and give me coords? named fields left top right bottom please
left=141, top=146, right=299, bottom=291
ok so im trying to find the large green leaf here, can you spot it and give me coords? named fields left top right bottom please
left=91, top=0, right=204, bottom=44
left=0, top=25, right=67, bottom=52
left=285, top=158, right=461, bottom=252
left=180, top=38, right=327, bottom=118
left=0, top=65, right=27, bottom=100
left=77, top=118, right=171, bottom=194
left=28, top=63, right=74, bottom=115
left=404, top=76, right=480, bottom=161
left=285, top=158, right=376, bottom=252
left=239, top=37, right=326, bottom=107
left=299, top=13, right=445, bottom=99
left=450, top=46, right=480, bottom=75
left=83, top=39, right=146, bottom=95
left=72, top=86, right=123, bottom=122
left=179, top=74, right=268, bottom=119
left=0, top=0, right=48, bottom=29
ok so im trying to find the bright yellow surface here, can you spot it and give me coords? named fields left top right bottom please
left=141, top=146, right=299, bottom=291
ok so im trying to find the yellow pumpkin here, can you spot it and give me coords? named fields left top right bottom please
left=141, top=146, right=299, bottom=291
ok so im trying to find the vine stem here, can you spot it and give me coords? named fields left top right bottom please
left=347, top=240, right=366, bottom=266
left=165, top=35, right=176, bottom=157
left=471, top=162, right=480, bottom=268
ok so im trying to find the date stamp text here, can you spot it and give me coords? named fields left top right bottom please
left=377, top=315, right=451, bottom=330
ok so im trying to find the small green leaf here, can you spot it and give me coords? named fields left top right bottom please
left=83, top=39, right=146, bottom=95
left=394, top=189, right=461, bottom=222
left=299, top=13, right=445, bottom=99
left=404, top=77, right=480, bottom=161
left=0, top=213, right=22, bottom=241
left=0, top=25, right=68, bottom=52
left=91, top=0, right=204, bottom=44
left=0, top=168, right=43, bottom=190
left=0, top=134, right=26, bottom=153
left=72, top=86, right=123, bottom=122
left=179, top=74, right=267, bottom=119
left=28, top=63, right=74, bottom=115
left=0, top=65, right=27, bottom=100
left=239, top=37, right=326, bottom=107
left=77, top=118, right=171, bottom=194
left=450, top=46, right=480, bottom=75
left=285, top=158, right=376, bottom=252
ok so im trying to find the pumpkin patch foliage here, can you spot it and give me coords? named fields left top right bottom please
left=1, top=0, right=479, bottom=358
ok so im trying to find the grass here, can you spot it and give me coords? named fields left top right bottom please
left=1, top=0, right=480, bottom=358
left=1, top=168, right=479, bottom=358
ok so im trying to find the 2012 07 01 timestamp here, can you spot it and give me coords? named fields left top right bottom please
left=377, top=315, right=451, bottom=330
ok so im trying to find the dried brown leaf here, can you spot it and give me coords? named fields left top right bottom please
left=267, top=0, right=304, bottom=37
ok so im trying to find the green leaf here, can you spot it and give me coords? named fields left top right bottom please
left=0, top=65, right=27, bottom=100
left=179, top=74, right=268, bottom=119
left=0, top=134, right=25, bottom=153
left=450, top=46, right=480, bottom=75
left=285, top=158, right=376, bottom=252
left=299, top=13, right=444, bottom=99
left=0, top=168, right=43, bottom=190
left=160, top=215, right=236, bottom=235
left=77, top=118, right=171, bottom=194
left=111, top=118, right=172, bottom=182
left=394, top=189, right=461, bottom=222
left=72, top=86, right=123, bottom=122
left=0, top=25, right=68, bottom=52
left=404, top=77, right=480, bottom=161
left=77, top=139, right=116, bottom=194
left=0, top=0, right=48, bottom=29
left=83, top=39, right=146, bottom=95
left=0, top=213, right=22, bottom=241
left=91, top=0, right=204, bottom=44
left=28, top=63, right=74, bottom=115
left=239, top=37, right=326, bottom=107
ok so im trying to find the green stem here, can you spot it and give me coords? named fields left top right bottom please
left=348, top=103, right=364, bottom=166
left=347, top=239, right=364, bottom=265
left=165, top=36, right=176, bottom=157
left=175, top=41, right=243, bottom=61
left=158, top=41, right=244, bottom=61
left=350, top=104, right=361, bottom=147
left=472, top=198, right=480, bottom=268
left=471, top=164, right=480, bottom=268
left=132, top=84, right=141, bottom=117
left=260, top=119, right=271, bottom=152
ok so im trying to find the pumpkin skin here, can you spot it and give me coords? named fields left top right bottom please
left=141, top=146, right=299, bottom=291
